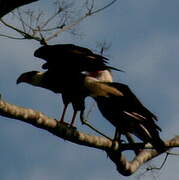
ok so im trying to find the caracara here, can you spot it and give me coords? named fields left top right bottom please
left=16, top=70, right=114, bottom=126
left=86, top=79, right=165, bottom=152
left=29, top=44, right=120, bottom=125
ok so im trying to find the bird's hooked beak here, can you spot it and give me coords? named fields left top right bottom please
left=16, top=74, right=26, bottom=84
left=16, top=71, right=39, bottom=84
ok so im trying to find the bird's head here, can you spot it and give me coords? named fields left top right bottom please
left=16, top=71, right=40, bottom=85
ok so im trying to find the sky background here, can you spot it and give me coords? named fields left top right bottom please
left=0, top=0, right=179, bottom=179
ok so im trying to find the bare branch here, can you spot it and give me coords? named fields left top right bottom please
left=167, top=152, right=179, bottom=156
left=0, top=18, right=46, bottom=44
left=0, top=33, right=26, bottom=39
left=16, top=8, right=26, bottom=32
left=146, top=153, right=169, bottom=171
left=85, top=0, right=95, bottom=14
left=87, top=0, right=118, bottom=15
left=0, top=0, right=118, bottom=43
left=46, top=0, right=119, bottom=41
left=96, top=40, right=112, bottom=55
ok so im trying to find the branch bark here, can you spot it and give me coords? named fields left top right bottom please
left=0, top=97, right=178, bottom=176
left=0, top=0, right=38, bottom=18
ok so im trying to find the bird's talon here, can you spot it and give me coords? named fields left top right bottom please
left=68, top=125, right=77, bottom=130
left=58, top=121, right=70, bottom=126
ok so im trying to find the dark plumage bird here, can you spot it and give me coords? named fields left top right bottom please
left=18, top=44, right=119, bottom=125
left=89, top=81, right=165, bottom=152
left=16, top=70, right=88, bottom=125
left=16, top=70, right=114, bottom=126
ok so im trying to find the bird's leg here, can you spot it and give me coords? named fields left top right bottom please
left=114, top=127, right=123, bottom=143
left=70, top=110, right=78, bottom=127
left=59, top=103, right=69, bottom=126
left=80, top=111, right=112, bottom=141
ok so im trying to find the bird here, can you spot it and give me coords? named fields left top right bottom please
left=30, top=44, right=120, bottom=126
left=16, top=70, right=86, bottom=125
left=86, top=80, right=166, bottom=152
left=16, top=69, right=114, bottom=126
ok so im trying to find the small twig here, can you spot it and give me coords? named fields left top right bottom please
left=146, top=153, right=169, bottom=171
left=167, top=152, right=179, bottom=156
left=17, top=8, right=26, bottom=32
left=87, top=0, right=118, bottom=15
left=46, top=15, right=87, bottom=41
left=37, top=26, right=48, bottom=45
left=80, top=114, right=112, bottom=141
left=46, top=0, right=118, bottom=41
left=96, top=40, right=111, bottom=55
left=85, top=0, right=95, bottom=13
left=0, top=18, right=42, bottom=42
left=0, top=33, right=26, bottom=39
left=39, top=9, right=61, bottom=29
left=142, top=150, right=179, bottom=174
left=12, top=9, right=37, bottom=35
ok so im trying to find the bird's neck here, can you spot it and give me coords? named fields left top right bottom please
left=84, top=76, right=123, bottom=97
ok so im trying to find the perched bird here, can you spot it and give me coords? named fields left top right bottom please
left=86, top=80, right=166, bottom=152
left=16, top=69, right=115, bottom=125
left=16, top=70, right=87, bottom=125
left=30, top=44, right=120, bottom=125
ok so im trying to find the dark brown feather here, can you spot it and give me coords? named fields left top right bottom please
left=93, top=82, right=165, bottom=152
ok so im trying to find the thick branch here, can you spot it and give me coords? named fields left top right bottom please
left=0, top=98, right=114, bottom=149
left=0, top=97, right=178, bottom=176
left=0, top=0, right=38, bottom=18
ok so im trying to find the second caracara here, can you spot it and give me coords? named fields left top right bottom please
left=87, top=80, right=166, bottom=153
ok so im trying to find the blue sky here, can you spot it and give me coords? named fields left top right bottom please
left=0, top=0, right=179, bottom=179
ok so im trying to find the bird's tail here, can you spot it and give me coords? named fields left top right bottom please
left=123, top=111, right=166, bottom=153
left=138, top=124, right=166, bottom=153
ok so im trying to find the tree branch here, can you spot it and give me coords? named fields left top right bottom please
left=0, top=97, right=114, bottom=150
left=107, top=137, right=179, bottom=176
left=46, top=0, right=118, bottom=41
left=0, top=0, right=119, bottom=43
left=0, top=0, right=38, bottom=18
left=0, top=96, right=178, bottom=176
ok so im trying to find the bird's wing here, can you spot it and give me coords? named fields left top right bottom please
left=34, top=44, right=121, bottom=72
left=107, top=82, right=158, bottom=121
